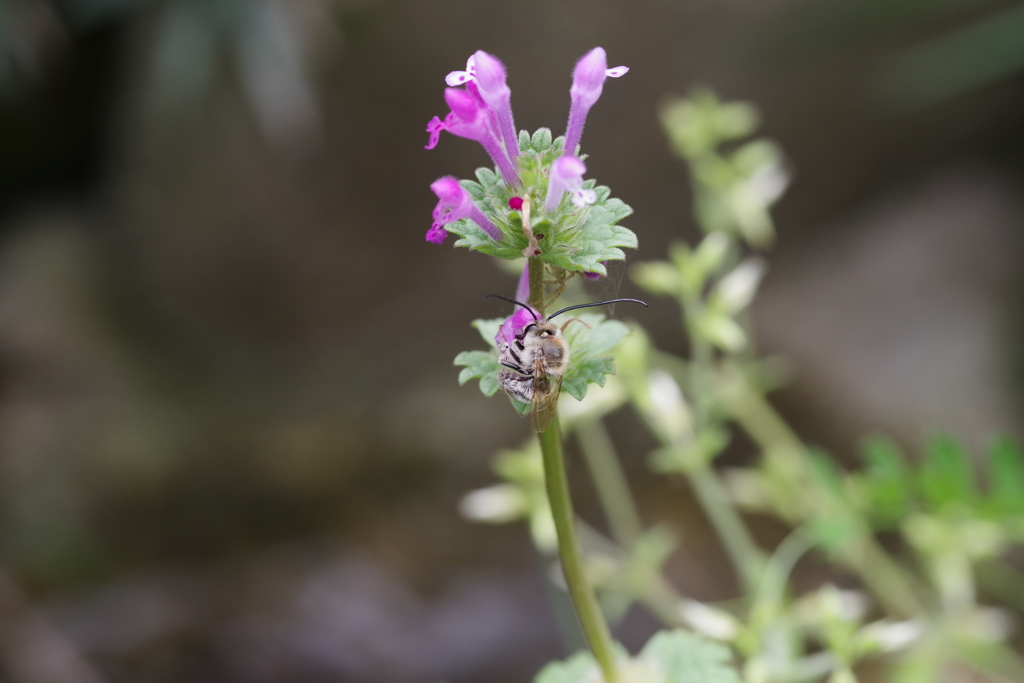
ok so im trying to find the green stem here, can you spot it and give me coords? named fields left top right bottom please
left=716, top=366, right=927, bottom=618
left=577, top=417, right=643, bottom=548
left=529, top=254, right=618, bottom=680
left=540, top=416, right=620, bottom=683
left=687, top=466, right=765, bottom=592
left=679, top=294, right=765, bottom=593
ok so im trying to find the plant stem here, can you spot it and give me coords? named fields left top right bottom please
left=687, top=465, right=765, bottom=592
left=680, top=294, right=765, bottom=593
left=540, top=416, right=620, bottom=683
left=577, top=417, right=643, bottom=548
left=715, top=365, right=927, bottom=618
left=529, top=254, right=546, bottom=315
left=528, top=254, right=618, bottom=681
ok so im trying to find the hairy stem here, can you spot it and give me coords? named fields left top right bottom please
left=529, top=254, right=617, bottom=681
left=540, top=416, right=619, bottom=683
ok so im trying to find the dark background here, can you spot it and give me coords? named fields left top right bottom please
left=1, top=1, right=1023, bottom=681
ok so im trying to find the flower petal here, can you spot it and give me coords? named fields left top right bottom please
left=425, top=224, right=448, bottom=244
left=445, top=70, right=473, bottom=86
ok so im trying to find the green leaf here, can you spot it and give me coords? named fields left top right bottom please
left=631, top=261, right=681, bottom=296
left=531, top=127, right=553, bottom=151
left=559, top=314, right=632, bottom=401
left=454, top=350, right=501, bottom=396
left=461, top=178, right=486, bottom=201
left=859, top=436, right=911, bottom=524
left=475, top=167, right=499, bottom=188
left=562, top=357, right=615, bottom=401
left=518, top=129, right=532, bottom=151
left=919, top=434, right=975, bottom=509
left=534, top=650, right=597, bottom=683
left=808, top=449, right=845, bottom=498
left=455, top=312, right=631, bottom=415
left=471, top=318, right=504, bottom=349
left=807, top=512, right=861, bottom=555
left=639, top=629, right=741, bottom=683
left=986, top=436, right=1024, bottom=516
left=442, top=140, right=638, bottom=271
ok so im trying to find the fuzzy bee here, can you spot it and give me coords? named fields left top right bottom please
left=486, top=295, right=647, bottom=432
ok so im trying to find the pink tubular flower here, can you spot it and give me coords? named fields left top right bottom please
left=545, top=154, right=597, bottom=213
left=426, top=176, right=502, bottom=244
left=425, top=88, right=520, bottom=187
left=564, top=47, right=628, bottom=155
left=472, top=51, right=519, bottom=159
left=494, top=263, right=537, bottom=346
left=446, top=52, right=519, bottom=159
left=496, top=305, right=540, bottom=348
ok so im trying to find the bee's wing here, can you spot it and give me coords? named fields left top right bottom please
left=530, top=363, right=562, bottom=433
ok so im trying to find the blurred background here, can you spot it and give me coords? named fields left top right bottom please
left=1, top=0, right=1024, bottom=681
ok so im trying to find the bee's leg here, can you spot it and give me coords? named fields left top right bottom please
left=560, top=317, right=593, bottom=332
left=500, top=361, right=523, bottom=372
left=538, top=267, right=570, bottom=310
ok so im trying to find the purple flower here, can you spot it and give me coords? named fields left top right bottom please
left=446, top=52, right=519, bottom=159
left=427, top=176, right=502, bottom=244
left=493, top=264, right=538, bottom=347
left=425, top=88, right=520, bottom=187
left=471, top=51, right=519, bottom=159
left=445, top=54, right=478, bottom=86
left=583, top=269, right=604, bottom=281
left=564, top=47, right=628, bottom=155
left=545, top=154, right=597, bottom=213
left=496, top=305, right=540, bottom=349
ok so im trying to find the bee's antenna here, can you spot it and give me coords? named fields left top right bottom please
left=484, top=294, right=540, bottom=321
left=547, top=298, right=648, bottom=320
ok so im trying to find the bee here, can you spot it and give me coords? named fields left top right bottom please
left=486, top=294, right=648, bottom=432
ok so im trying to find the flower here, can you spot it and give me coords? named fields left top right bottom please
left=564, top=47, right=628, bottom=155
left=446, top=51, right=519, bottom=159
left=494, top=263, right=538, bottom=345
left=545, top=154, right=597, bottom=213
left=425, top=88, right=520, bottom=187
left=496, top=305, right=540, bottom=348
left=445, top=54, right=477, bottom=86
left=472, top=51, right=519, bottom=159
left=427, top=176, right=502, bottom=244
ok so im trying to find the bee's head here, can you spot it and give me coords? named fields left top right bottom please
left=523, top=320, right=559, bottom=337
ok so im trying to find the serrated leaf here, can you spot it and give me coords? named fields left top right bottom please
left=639, top=629, right=741, bottom=683
left=582, top=319, right=630, bottom=355
left=454, top=350, right=501, bottom=396
left=563, top=358, right=615, bottom=400
left=558, top=313, right=634, bottom=401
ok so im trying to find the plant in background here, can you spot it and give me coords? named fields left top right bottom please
left=448, top=82, right=1024, bottom=683
left=430, top=47, right=735, bottom=683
